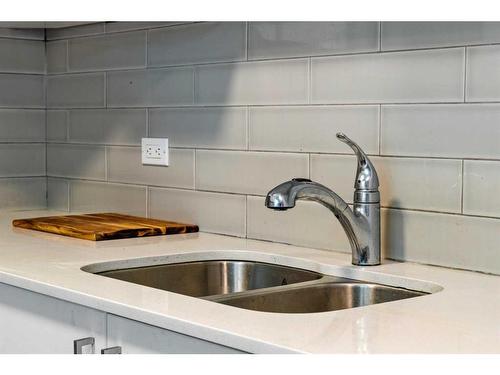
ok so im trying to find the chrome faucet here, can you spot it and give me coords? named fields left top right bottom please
left=265, top=133, right=380, bottom=266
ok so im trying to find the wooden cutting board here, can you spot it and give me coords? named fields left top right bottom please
left=12, top=213, right=199, bottom=241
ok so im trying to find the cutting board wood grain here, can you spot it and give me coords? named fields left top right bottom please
left=12, top=213, right=199, bottom=241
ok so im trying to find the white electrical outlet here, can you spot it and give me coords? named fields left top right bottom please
left=141, top=138, right=169, bottom=166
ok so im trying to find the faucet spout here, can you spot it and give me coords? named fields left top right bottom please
left=265, top=134, right=381, bottom=266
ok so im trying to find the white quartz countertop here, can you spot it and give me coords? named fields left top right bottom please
left=0, top=210, right=499, bottom=353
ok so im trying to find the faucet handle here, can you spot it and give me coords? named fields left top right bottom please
left=336, top=133, right=379, bottom=191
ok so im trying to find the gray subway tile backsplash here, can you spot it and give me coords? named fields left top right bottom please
left=0, top=110, right=45, bottom=142
left=149, top=187, right=246, bottom=237
left=466, top=45, right=500, bottom=102
left=381, top=104, right=500, bottom=159
left=107, top=146, right=194, bottom=188
left=0, top=74, right=44, bottom=108
left=310, top=154, right=462, bottom=213
left=0, top=144, right=45, bottom=177
left=1, top=21, right=499, bottom=274
left=46, top=110, right=68, bottom=142
left=70, top=180, right=147, bottom=216
left=107, top=67, right=194, bottom=107
left=47, top=73, right=106, bottom=108
left=47, top=40, right=68, bottom=74
left=148, top=22, right=246, bottom=67
left=47, top=178, right=69, bottom=211
left=248, top=22, right=380, bottom=60
left=195, top=150, right=309, bottom=195
left=0, top=38, right=45, bottom=73
left=47, top=143, right=106, bottom=180
left=195, top=59, right=309, bottom=105
left=67, top=109, right=147, bottom=145
left=0, top=177, right=46, bottom=209
left=149, top=107, right=247, bottom=150
left=311, top=48, right=465, bottom=104
left=248, top=105, right=379, bottom=153
left=46, top=23, right=105, bottom=40
left=463, top=160, right=500, bottom=218
left=68, top=31, right=147, bottom=72
left=381, top=22, right=500, bottom=50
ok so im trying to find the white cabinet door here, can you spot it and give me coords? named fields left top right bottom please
left=0, top=282, right=106, bottom=354
left=107, top=314, right=245, bottom=354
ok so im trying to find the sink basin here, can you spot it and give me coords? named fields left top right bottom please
left=213, top=282, right=425, bottom=313
left=89, top=259, right=429, bottom=313
left=97, top=260, right=322, bottom=297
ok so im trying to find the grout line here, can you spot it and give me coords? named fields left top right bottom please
left=104, top=146, right=108, bottom=181
left=145, top=29, right=149, bottom=67
left=378, top=104, right=382, bottom=155
left=66, top=179, right=71, bottom=212
left=245, top=106, right=249, bottom=150
left=460, top=159, right=465, bottom=214
left=463, top=47, right=468, bottom=102
left=244, top=194, right=248, bottom=239
left=104, top=72, right=107, bottom=108
left=378, top=22, right=382, bottom=51
left=193, top=150, right=197, bottom=190
left=145, top=108, right=149, bottom=137
left=42, top=101, right=500, bottom=109
left=245, top=22, right=249, bottom=61
left=146, top=186, right=150, bottom=218
left=307, top=57, right=312, bottom=104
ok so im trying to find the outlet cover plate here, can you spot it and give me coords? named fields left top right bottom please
left=141, top=138, right=169, bottom=166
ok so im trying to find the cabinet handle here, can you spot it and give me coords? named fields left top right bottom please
left=101, top=346, right=122, bottom=354
left=73, top=337, right=95, bottom=354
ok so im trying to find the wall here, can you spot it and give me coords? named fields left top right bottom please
left=0, top=27, right=46, bottom=209
left=44, top=22, right=500, bottom=274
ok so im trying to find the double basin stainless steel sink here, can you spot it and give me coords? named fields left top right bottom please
left=93, top=260, right=427, bottom=314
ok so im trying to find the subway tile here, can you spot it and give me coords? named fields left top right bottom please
left=46, top=110, right=68, bottom=142
left=68, top=109, right=146, bottom=145
left=47, top=73, right=105, bottom=108
left=0, top=39, right=44, bottom=73
left=47, top=178, right=69, bottom=211
left=0, top=27, right=44, bottom=40
left=382, top=22, right=500, bottom=51
left=105, top=22, right=185, bottom=33
left=195, top=59, right=309, bottom=105
left=149, top=22, right=246, bottom=67
left=70, top=180, right=147, bottom=216
left=68, top=31, right=146, bottom=72
left=381, top=104, right=500, bottom=159
left=247, top=195, right=350, bottom=252
left=249, top=22, right=379, bottom=60
left=0, top=177, right=46, bottom=209
left=311, top=48, right=465, bottom=104
left=382, top=209, right=500, bottom=275
left=0, top=74, right=44, bottom=108
left=107, top=146, right=194, bottom=188
left=0, top=144, right=45, bottom=177
left=463, top=160, right=500, bottom=218
left=149, top=107, right=247, bottom=149
left=196, top=150, right=309, bottom=195
left=47, top=40, right=68, bottom=74
left=466, top=45, right=500, bottom=101
left=310, top=154, right=462, bottom=213
left=47, top=144, right=105, bottom=180
left=107, top=68, right=193, bottom=107
left=46, top=23, right=105, bottom=40
left=249, top=105, right=379, bottom=153
left=149, top=187, right=246, bottom=237
left=0, top=109, right=45, bottom=142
